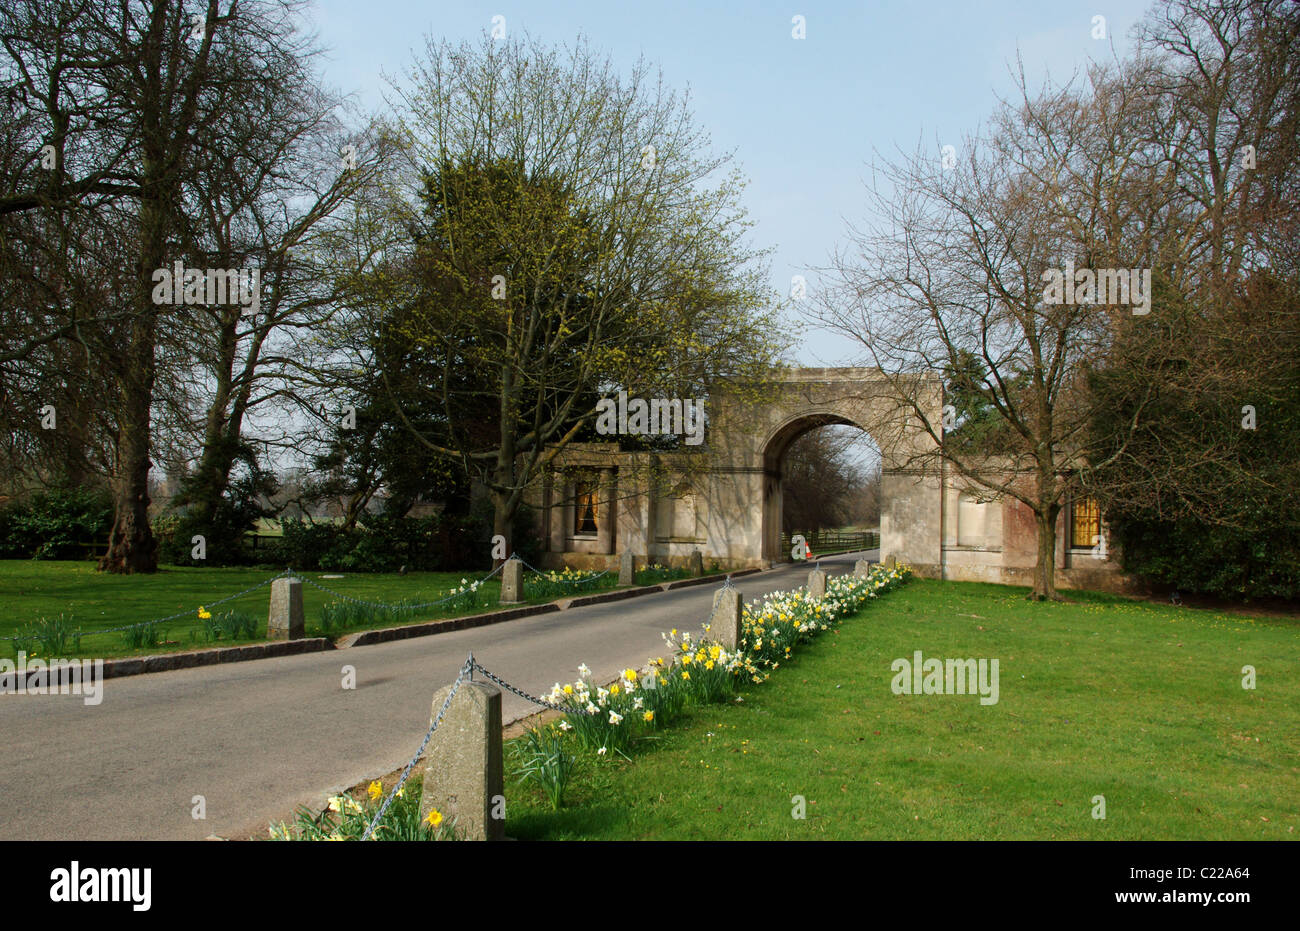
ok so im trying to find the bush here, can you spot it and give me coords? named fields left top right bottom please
left=1112, top=516, right=1300, bottom=600
left=0, top=488, right=113, bottom=559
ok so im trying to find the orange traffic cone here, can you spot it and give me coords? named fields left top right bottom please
left=805, top=542, right=813, bottom=561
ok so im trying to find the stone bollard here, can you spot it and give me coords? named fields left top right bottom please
left=499, top=557, right=523, bottom=604
left=619, top=550, right=635, bottom=586
left=853, top=559, right=872, bottom=578
left=708, top=585, right=743, bottom=650
left=689, top=550, right=704, bottom=577
left=420, top=680, right=504, bottom=841
left=267, top=577, right=304, bottom=640
left=807, top=568, right=827, bottom=600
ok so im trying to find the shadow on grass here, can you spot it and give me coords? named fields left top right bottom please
left=507, top=804, right=632, bottom=840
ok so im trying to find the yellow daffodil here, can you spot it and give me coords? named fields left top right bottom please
left=198, top=606, right=211, bottom=620
left=425, top=809, right=443, bottom=828
left=367, top=780, right=382, bottom=800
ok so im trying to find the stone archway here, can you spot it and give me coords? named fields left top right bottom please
left=703, top=367, right=944, bottom=574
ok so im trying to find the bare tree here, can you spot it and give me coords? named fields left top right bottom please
left=808, top=61, right=1166, bottom=599
left=1, top=1, right=360, bottom=571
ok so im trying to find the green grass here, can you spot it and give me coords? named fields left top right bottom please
left=504, top=578, right=1300, bottom=840
left=0, top=561, right=618, bottom=658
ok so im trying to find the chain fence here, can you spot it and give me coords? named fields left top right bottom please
left=363, top=572, right=738, bottom=839
left=512, top=554, right=612, bottom=585
left=363, top=654, right=475, bottom=840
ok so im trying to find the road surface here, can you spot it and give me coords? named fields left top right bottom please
left=0, top=551, right=875, bottom=840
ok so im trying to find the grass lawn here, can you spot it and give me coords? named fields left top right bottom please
left=0, top=560, right=622, bottom=659
left=505, top=578, right=1300, bottom=840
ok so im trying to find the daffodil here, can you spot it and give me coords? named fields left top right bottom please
left=425, top=809, right=443, bottom=828
left=367, top=780, right=382, bottom=800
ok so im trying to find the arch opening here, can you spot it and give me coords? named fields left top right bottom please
left=760, top=415, right=882, bottom=563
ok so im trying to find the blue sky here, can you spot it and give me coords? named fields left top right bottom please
left=305, top=0, right=1153, bottom=365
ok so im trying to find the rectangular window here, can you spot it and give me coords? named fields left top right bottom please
left=574, top=479, right=598, bottom=535
left=1071, top=496, right=1101, bottom=549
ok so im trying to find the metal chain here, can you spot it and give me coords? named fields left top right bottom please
left=363, top=654, right=474, bottom=841
left=470, top=660, right=600, bottom=716
left=513, top=555, right=612, bottom=586
left=0, top=571, right=289, bottom=641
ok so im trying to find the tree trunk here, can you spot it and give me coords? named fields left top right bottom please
left=1031, top=506, right=1060, bottom=600
left=100, top=323, right=158, bottom=573
left=100, top=188, right=163, bottom=574
left=491, top=487, right=512, bottom=568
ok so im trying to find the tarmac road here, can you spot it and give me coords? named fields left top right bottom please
left=0, top=551, right=875, bottom=840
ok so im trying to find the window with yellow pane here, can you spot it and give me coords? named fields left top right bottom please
left=1070, top=496, right=1101, bottom=551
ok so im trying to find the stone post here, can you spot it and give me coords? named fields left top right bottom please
left=689, top=550, right=704, bottom=577
left=419, top=680, right=504, bottom=841
left=853, top=559, right=872, bottom=578
left=267, top=577, right=304, bottom=640
left=708, top=585, right=743, bottom=650
left=807, top=568, right=827, bottom=600
left=619, top=550, right=635, bottom=586
left=499, top=557, right=524, bottom=604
